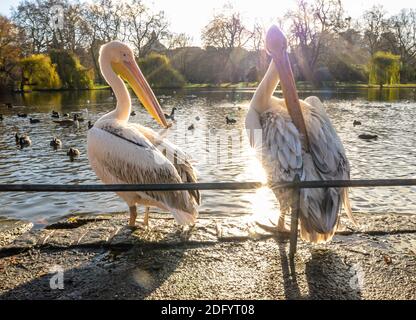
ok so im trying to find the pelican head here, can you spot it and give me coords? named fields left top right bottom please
left=264, top=25, right=310, bottom=148
left=99, top=41, right=168, bottom=128
left=265, top=25, right=288, bottom=60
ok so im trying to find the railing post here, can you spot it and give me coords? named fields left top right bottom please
left=289, top=174, right=300, bottom=261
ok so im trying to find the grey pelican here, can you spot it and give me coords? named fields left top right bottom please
left=245, top=26, right=356, bottom=243
left=87, top=41, right=200, bottom=227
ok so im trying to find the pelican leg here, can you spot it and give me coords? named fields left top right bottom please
left=277, top=209, right=289, bottom=232
left=129, top=205, right=137, bottom=227
left=143, top=207, right=150, bottom=227
left=257, top=190, right=291, bottom=234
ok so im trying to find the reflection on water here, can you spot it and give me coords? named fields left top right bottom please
left=0, top=87, right=415, bottom=226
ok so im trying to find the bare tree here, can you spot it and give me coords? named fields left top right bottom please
left=250, top=22, right=264, bottom=52
left=124, top=0, right=169, bottom=57
left=389, top=9, right=416, bottom=67
left=202, top=11, right=252, bottom=50
left=285, top=0, right=348, bottom=84
left=166, top=33, right=192, bottom=50
left=201, top=5, right=253, bottom=82
left=361, top=5, right=388, bottom=56
left=12, top=0, right=57, bottom=53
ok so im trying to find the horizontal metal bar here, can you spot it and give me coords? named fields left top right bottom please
left=0, top=179, right=415, bottom=192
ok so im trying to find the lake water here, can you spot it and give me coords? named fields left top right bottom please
left=0, top=87, right=415, bottom=227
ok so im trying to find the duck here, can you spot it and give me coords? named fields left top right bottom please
left=17, top=113, right=28, bottom=118
left=226, top=115, right=237, bottom=124
left=53, top=114, right=79, bottom=127
left=51, top=111, right=60, bottom=118
left=67, top=147, right=80, bottom=161
left=73, top=113, right=85, bottom=122
left=188, top=124, right=195, bottom=130
left=353, top=120, right=361, bottom=127
left=15, top=133, right=31, bottom=148
left=50, top=137, right=62, bottom=149
left=88, top=120, right=94, bottom=129
left=29, top=118, right=40, bottom=124
left=63, top=113, right=70, bottom=117
left=164, top=107, right=177, bottom=120
left=359, top=134, right=378, bottom=140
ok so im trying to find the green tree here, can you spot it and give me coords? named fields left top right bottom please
left=369, top=51, right=400, bottom=87
left=0, top=15, right=23, bottom=90
left=49, top=49, right=94, bottom=89
left=20, top=54, right=61, bottom=90
left=139, top=53, right=185, bottom=88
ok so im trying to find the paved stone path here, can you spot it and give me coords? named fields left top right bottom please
left=0, top=213, right=415, bottom=299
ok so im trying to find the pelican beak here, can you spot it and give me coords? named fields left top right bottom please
left=112, top=59, right=169, bottom=128
left=266, top=25, right=309, bottom=149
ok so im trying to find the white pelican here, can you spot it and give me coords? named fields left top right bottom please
left=87, top=41, right=200, bottom=227
left=245, top=26, right=356, bottom=243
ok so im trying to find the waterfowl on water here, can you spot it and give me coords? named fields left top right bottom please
left=164, top=107, right=177, bottom=120
left=51, top=111, right=60, bottom=118
left=63, top=113, right=70, bottom=117
left=67, top=147, right=80, bottom=160
left=353, top=120, right=361, bottom=126
left=50, top=137, right=62, bottom=149
left=188, top=123, right=195, bottom=130
left=73, top=113, right=85, bottom=122
left=29, top=118, right=40, bottom=124
left=15, top=133, right=31, bottom=148
left=17, top=113, right=27, bottom=118
left=226, top=115, right=237, bottom=124
left=53, top=114, right=79, bottom=127
left=87, top=41, right=200, bottom=227
left=245, top=25, right=355, bottom=243
left=359, top=134, right=378, bottom=140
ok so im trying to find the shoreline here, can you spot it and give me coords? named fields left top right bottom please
left=5, top=82, right=416, bottom=94
left=0, top=212, right=415, bottom=299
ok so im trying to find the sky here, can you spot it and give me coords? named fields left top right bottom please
left=1, top=0, right=416, bottom=46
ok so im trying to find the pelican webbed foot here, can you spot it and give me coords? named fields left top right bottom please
left=256, top=218, right=290, bottom=235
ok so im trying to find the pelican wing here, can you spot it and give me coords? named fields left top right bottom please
left=259, top=96, right=354, bottom=243
left=303, top=96, right=355, bottom=226
left=87, top=121, right=198, bottom=224
left=132, top=124, right=201, bottom=206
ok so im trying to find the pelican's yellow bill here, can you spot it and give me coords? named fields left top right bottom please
left=112, top=60, right=169, bottom=128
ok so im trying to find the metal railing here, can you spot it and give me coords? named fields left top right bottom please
left=0, top=178, right=415, bottom=192
left=1, top=178, right=415, bottom=261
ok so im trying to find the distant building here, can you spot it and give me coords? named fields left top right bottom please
left=142, top=31, right=167, bottom=55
